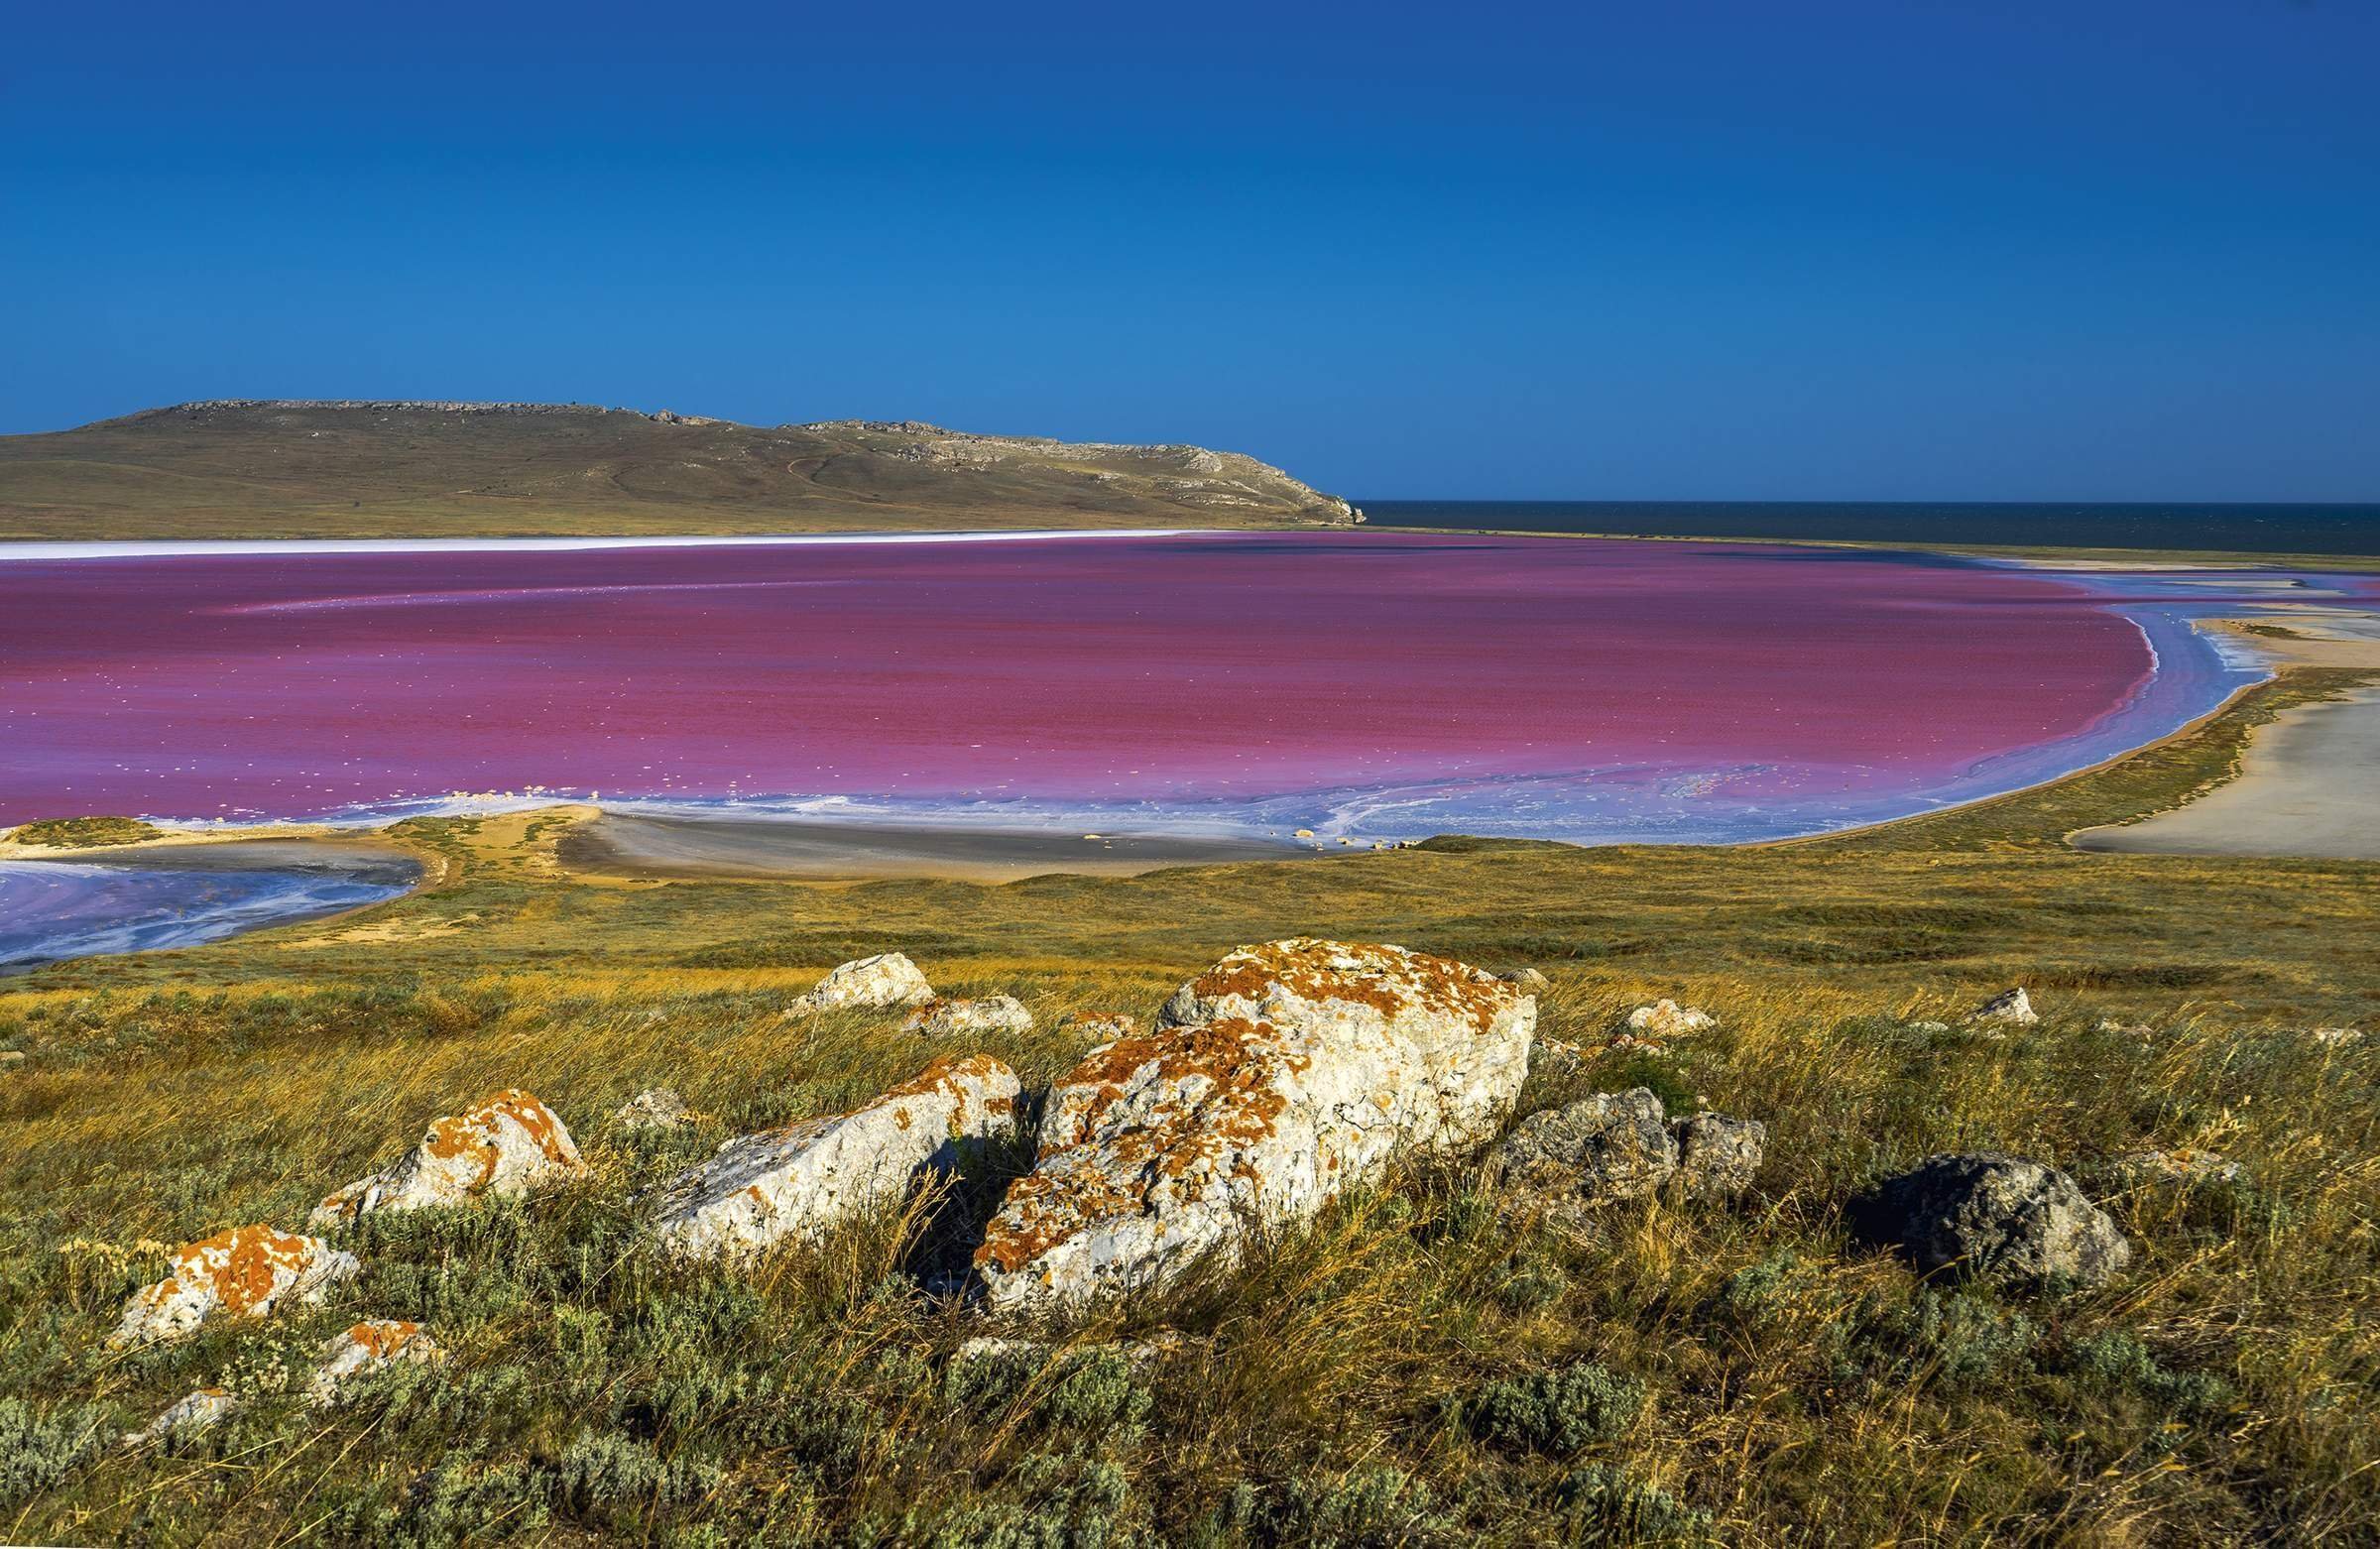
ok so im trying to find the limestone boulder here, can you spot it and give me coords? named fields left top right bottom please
left=1625, top=1000, right=1714, bottom=1038
left=903, top=995, right=1033, bottom=1038
left=654, top=1053, right=1019, bottom=1257
left=309, top=1090, right=585, bottom=1228
left=787, top=952, right=934, bottom=1013
left=1965, top=988, right=2039, bottom=1027
left=977, top=939, right=1533, bottom=1311
left=1851, top=1151, right=2131, bottom=1288
left=112, top=1226, right=360, bottom=1348
left=1492, top=1089, right=1677, bottom=1208
left=307, top=1318, right=445, bottom=1404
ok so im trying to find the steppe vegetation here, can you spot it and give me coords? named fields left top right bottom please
left=1, top=673, right=2375, bottom=1543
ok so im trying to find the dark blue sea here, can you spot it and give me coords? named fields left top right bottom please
left=1360, top=501, right=2380, bottom=557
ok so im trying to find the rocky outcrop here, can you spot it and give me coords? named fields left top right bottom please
left=1850, top=1152, right=2131, bottom=1288
left=309, top=1091, right=585, bottom=1228
left=112, top=1226, right=360, bottom=1348
left=613, top=1087, right=692, bottom=1132
left=975, top=939, right=1534, bottom=1311
left=1625, top=1000, right=1714, bottom=1039
left=902, top=995, right=1033, bottom=1038
left=307, top=1319, right=445, bottom=1404
left=654, top=1054, right=1018, bottom=1257
left=788, top=953, right=935, bottom=1013
left=1965, top=989, right=2039, bottom=1027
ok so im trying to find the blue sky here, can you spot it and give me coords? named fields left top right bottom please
left=5, top=1, right=2374, bottom=500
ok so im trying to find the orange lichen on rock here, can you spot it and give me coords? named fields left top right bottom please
left=112, top=1225, right=359, bottom=1347
left=309, top=1090, right=586, bottom=1228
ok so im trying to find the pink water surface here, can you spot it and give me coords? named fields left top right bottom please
left=0, top=533, right=2183, bottom=838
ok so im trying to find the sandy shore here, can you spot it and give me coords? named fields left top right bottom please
left=555, top=811, right=1314, bottom=883
left=2074, top=681, right=2380, bottom=861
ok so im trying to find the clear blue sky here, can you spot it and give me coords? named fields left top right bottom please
left=5, top=1, right=2374, bottom=500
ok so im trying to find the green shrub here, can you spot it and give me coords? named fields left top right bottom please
left=1558, top=1464, right=1715, bottom=1545
left=0, top=1397, right=111, bottom=1509
left=1467, top=1361, right=1646, bottom=1455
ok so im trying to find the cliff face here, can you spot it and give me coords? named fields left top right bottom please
left=0, top=401, right=1363, bottom=540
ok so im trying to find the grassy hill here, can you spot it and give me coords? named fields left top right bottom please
left=1, top=670, right=2374, bottom=1542
left=0, top=402, right=1362, bottom=540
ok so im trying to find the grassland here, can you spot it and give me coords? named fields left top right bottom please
left=0, top=403, right=1355, bottom=541
left=2, top=672, right=2377, bottom=1544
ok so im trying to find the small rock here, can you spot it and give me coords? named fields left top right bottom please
left=0, top=1049, right=24, bottom=1066
left=124, top=1388, right=238, bottom=1448
left=308, top=1319, right=445, bottom=1403
left=309, top=1090, right=585, bottom=1228
left=786, top=952, right=935, bottom=1013
left=1492, top=1089, right=1677, bottom=1208
left=112, top=1226, right=360, bottom=1348
left=1850, top=1152, right=2131, bottom=1289
left=953, top=1331, right=1193, bottom=1370
left=1908, top=1020, right=1952, bottom=1034
left=1530, top=1034, right=1590, bottom=1078
left=2095, top=1018, right=2155, bottom=1036
left=1964, top=988, right=2039, bottom=1027
left=2115, top=1147, right=2241, bottom=1186
left=978, top=939, right=1534, bottom=1311
left=654, top=1053, right=1019, bottom=1257
left=2311, top=1026, right=2363, bottom=1047
left=1625, top=1000, right=1714, bottom=1038
left=613, top=1087, right=691, bottom=1132
left=1672, top=1113, right=1766, bottom=1198
left=902, top=995, right=1034, bottom=1038
left=1603, top=1031, right=1665, bottom=1055
left=1500, top=968, right=1551, bottom=992
left=1063, top=1013, right=1137, bottom=1040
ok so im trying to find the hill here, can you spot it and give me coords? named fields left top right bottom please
left=0, top=401, right=1363, bottom=540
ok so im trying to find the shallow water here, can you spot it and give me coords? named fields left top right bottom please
left=0, top=532, right=2370, bottom=848
left=0, top=845, right=420, bottom=973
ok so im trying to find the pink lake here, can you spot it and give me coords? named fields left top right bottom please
left=0, top=532, right=2294, bottom=843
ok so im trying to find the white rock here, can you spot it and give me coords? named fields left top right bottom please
left=786, top=952, right=935, bottom=1013
left=309, top=1090, right=586, bottom=1228
left=1625, top=999, right=1714, bottom=1038
left=307, top=1318, right=446, bottom=1404
left=2116, top=1147, right=2242, bottom=1185
left=1964, top=988, right=2039, bottom=1026
left=111, top=1226, right=360, bottom=1348
left=654, top=1053, right=1019, bottom=1257
left=977, top=938, right=1534, bottom=1311
left=952, top=1331, right=1191, bottom=1370
left=124, top=1388, right=238, bottom=1447
left=1500, top=968, right=1552, bottom=992
left=2311, top=1026, right=2363, bottom=1047
left=902, top=995, right=1033, bottom=1038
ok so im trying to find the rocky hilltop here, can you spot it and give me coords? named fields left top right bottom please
left=0, top=400, right=1363, bottom=540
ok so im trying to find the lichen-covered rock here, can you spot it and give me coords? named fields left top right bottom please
left=1672, top=1113, right=1766, bottom=1197
left=309, top=1090, right=585, bottom=1228
left=654, top=1054, right=1018, bottom=1257
left=1064, top=1013, right=1137, bottom=1040
left=1851, top=1152, right=2131, bottom=1288
left=124, top=1388, right=238, bottom=1447
left=902, top=995, right=1033, bottom=1038
left=307, top=1319, right=445, bottom=1403
left=1965, top=988, right=2039, bottom=1027
left=1625, top=1000, right=1713, bottom=1038
left=1491, top=1089, right=1677, bottom=1208
left=787, top=952, right=934, bottom=1013
left=614, top=1087, right=692, bottom=1132
left=977, top=939, right=1533, bottom=1311
left=111, top=1226, right=360, bottom=1348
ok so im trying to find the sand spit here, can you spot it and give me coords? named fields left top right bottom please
left=555, top=811, right=1308, bottom=883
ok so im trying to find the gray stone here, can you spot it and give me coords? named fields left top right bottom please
left=1851, top=1151, right=2131, bottom=1289
left=1672, top=1114, right=1765, bottom=1197
left=1491, top=1088, right=1677, bottom=1207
